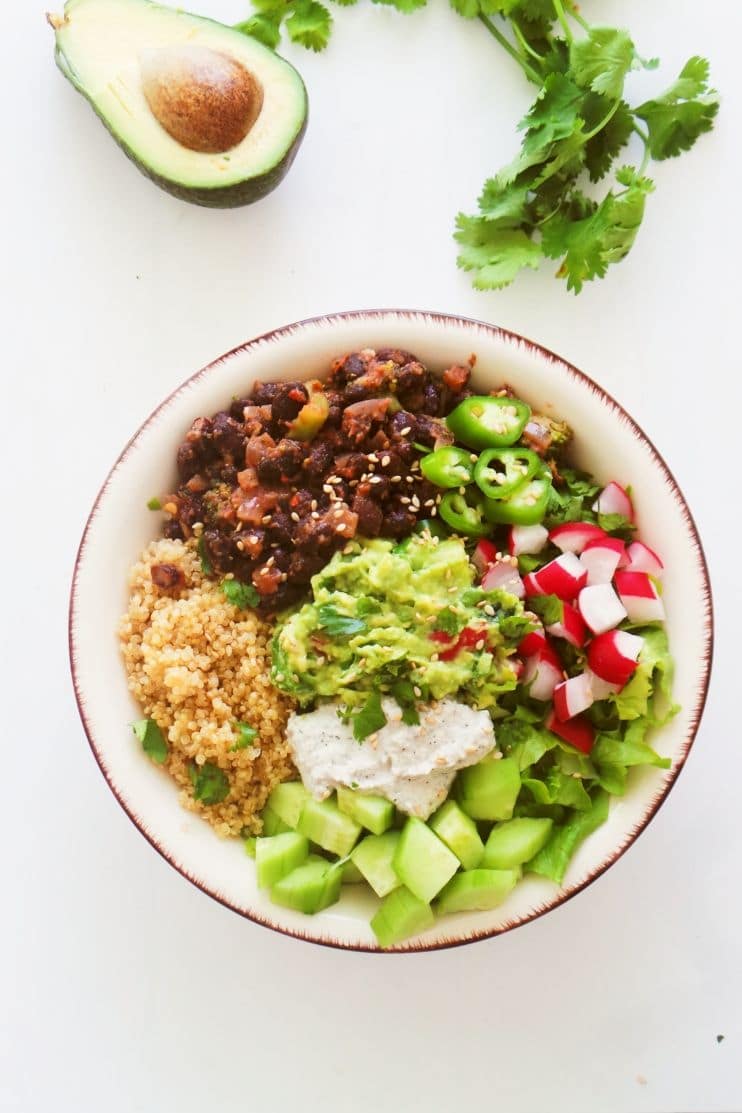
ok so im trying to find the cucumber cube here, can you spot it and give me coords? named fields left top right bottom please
left=429, top=800, right=485, bottom=870
left=261, top=804, right=292, bottom=836
left=297, top=796, right=362, bottom=857
left=340, top=858, right=365, bottom=884
left=244, top=836, right=257, bottom=859
left=393, top=817, right=460, bottom=903
left=350, top=831, right=402, bottom=897
left=482, top=817, right=553, bottom=869
left=256, top=832, right=309, bottom=889
left=371, top=886, right=435, bottom=948
left=336, top=786, right=394, bottom=835
left=456, top=757, right=521, bottom=821
left=267, top=781, right=310, bottom=828
left=436, top=868, right=520, bottom=915
left=270, top=859, right=343, bottom=915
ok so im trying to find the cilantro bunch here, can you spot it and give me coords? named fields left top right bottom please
left=237, top=0, right=718, bottom=293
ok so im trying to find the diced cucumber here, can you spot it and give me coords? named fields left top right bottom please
left=371, top=886, right=435, bottom=948
left=436, top=868, right=520, bottom=915
left=456, top=757, right=521, bottom=821
left=350, top=831, right=402, bottom=897
left=481, top=817, right=553, bottom=869
left=270, top=859, right=343, bottom=914
left=244, top=836, right=257, bottom=858
left=267, top=781, right=310, bottom=828
left=261, top=804, right=292, bottom=836
left=256, top=832, right=309, bottom=889
left=393, top=817, right=460, bottom=903
left=336, top=786, right=394, bottom=835
left=429, top=800, right=485, bottom=870
left=297, top=796, right=362, bottom=857
left=340, top=858, right=365, bottom=884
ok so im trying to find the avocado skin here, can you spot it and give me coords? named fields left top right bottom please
left=54, top=45, right=308, bottom=208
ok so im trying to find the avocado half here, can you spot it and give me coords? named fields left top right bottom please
left=49, top=0, right=308, bottom=208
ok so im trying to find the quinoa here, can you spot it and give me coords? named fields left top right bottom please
left=119, top=537, right=296, bottom=837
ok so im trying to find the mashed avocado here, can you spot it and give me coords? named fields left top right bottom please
left=271, top=534, right=531, bottom=714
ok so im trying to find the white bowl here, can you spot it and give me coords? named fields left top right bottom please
left=69, top=310, right=713, bottom=952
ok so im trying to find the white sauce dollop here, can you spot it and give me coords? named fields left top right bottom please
left=286, top=698, right=497, bottom=820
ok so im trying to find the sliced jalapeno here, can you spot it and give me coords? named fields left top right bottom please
left=483, top=475, right=553, bottom=526
left=420, top=446, right=476, bottom=489
left=439, top=489, right=490, bottom=537
left=473, top=447, right=540, bottom=501
left=446, top=395, right=531, bottom=450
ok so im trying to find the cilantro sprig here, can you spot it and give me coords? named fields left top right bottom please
left=236, top=0, right=718, bottom=293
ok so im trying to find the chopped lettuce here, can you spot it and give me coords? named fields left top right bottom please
left=527, top=791, right=610, bottom=884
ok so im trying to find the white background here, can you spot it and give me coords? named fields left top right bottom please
left=4, top=2, right=741, bottom=1111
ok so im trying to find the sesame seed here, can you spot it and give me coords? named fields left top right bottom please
left=413, top=686, right=422, bottom=698
left=406, top=476, right=415, bottom=484
left=367, top=453, right=379, bottom=463
left=290, top=511, right=300, bottom=523
left=391, top=475, right=402, bottom=483
left=400, top=496, right=411, bottom=505
left=310, top=500, right=318, bottom=511
left=311, top=511, right=320, bottom=520
left=448, top=586, right=458, bottom=594
left=400, top=427, right=411, bottom=436
left=337, top=524, right=346, bottom=533
left=381, top=455, right=391, bottom=467
left=475, top=639, right=485, bottom=651
left=261, top=515, right=272, bottom=524
left=430, top=653, right=440, bottom=662
left=369, top=475, right=383, bottom=484
left=424, top=499, right=435, bottom=507
left=484, top=604, right=495, bottom=616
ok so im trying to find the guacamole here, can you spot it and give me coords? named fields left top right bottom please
left=271, top=533, right=530, bottom=713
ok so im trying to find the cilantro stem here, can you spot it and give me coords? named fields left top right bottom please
left=552, top=0, right=573, bottom=44
left=631, top=124, right=651, bottom=175
left=583, top=97, right=621, bottom=142
left=564, top=2, right=589, bottom=31
left=477, top=14, right=542, bottom=86
left=509, top=18, right=546, bottom=65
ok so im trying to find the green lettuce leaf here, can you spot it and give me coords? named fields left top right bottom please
left=527, top=790, right=610, bottom=883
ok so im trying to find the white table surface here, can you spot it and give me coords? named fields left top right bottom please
left=5, top=2, right=741, bottom=1110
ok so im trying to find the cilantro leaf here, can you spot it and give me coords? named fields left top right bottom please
left=352, top=691, right=387, bottom=741
left=455, top=220, right=542, bottom=290
left=570, top=27, right=636, bottom=99
left=598, top=512, right=636, bottom=538
left=221, top=578, right=260, bottom=609
left=583, top=98, right=633, bottom=182
left=317, top=604, right=367, bottom=638
left=235, top=14, right=281, bottom=49
left=541, top=173, right=654, bottom=293
left=231, top=722, right=259, bottom=751
left=286, top=0, right=332, bottom=50
left=433, top=607, right=462, bottom=636
left=449, top=0, right=479, bottom=18
left=635, top=56, right=719, bottom=160
left=132, top=719, right=168, bottom=764
left=519, top=73, right=585, bottom=153
left=356, top=596, right=381, bottom=617
left=390, top=679, right=420, bottom=726
left=477, top=181, right=530, bottom=227
left=189, top=762, right=230, bottom=805
left=528, top=594, right=563, bottom=627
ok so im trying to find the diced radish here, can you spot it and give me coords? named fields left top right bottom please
left=546, top=601, right=587, bottom=648
left=521, top=644, right=563, bottom=701
left=614, top=571, right=665, bottom=623
left=519, top=622, right=546, bottom=656
left=592, top=481, right=634, bottom=521
left=549, top=522, right=606, bottom=554
left=585, top=669, right=622, bottom=700
left=472, top=539, right=499, bottom=576
left=511, top=658, right=524, bottom=680
left=508, top=524, right=549, bottom=557
left=587, top=630, right=644, bottom=685
left=524, top=552, right=587, bottom=601
left=578, top=584, right=627, bottom=634
left=626, top=540, right=664, bottom=576
left=553, top=673, right=595, bottom=721
left=546, top=709, right=595, bottom=754
left=481, top=560, right=525, bottom=599
left=579, top=537, right=626, bottom=585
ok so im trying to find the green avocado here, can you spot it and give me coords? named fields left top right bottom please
left=48, top=0, right=308, bottom=207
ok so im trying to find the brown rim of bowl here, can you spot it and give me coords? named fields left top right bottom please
left=68, top=309, right=714, bottom=953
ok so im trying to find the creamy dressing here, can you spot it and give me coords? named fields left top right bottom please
left=286, top=698, right=497, bottom=820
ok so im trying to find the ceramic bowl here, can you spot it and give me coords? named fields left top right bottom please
left=69, top=310, right=713, bottom=951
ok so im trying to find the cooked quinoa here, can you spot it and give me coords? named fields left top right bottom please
left=119, top=537, right=295, bottom=837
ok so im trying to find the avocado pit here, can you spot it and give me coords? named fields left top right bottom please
left=140, top=44, right=263, bottom=154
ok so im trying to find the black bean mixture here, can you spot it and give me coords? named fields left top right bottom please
left=161, top=349, right=474, bottom=611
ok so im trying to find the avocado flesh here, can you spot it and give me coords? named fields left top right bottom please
left=51, top=0, right=308, bottom=207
